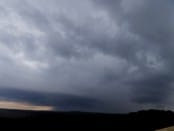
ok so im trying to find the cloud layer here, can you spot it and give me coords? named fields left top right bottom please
left=0, top=0, right=173, bottom=112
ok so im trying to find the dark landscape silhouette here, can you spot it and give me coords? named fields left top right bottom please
left=0, top=109, right=173, bottom=130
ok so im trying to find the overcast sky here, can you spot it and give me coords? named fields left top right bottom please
left=0, top=0, right=174, bottom=113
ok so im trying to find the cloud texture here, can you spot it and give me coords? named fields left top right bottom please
left=0, top=0, right=173, bottom=112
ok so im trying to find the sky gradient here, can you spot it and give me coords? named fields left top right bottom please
left=0, top=0, right=173, bottom=113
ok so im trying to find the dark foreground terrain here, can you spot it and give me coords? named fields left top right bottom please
left=0, top=109, right=173, bottom=130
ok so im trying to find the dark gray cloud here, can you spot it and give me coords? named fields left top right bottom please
left=130, top=72, right=173, bottom=104
left=0, top=0, right=173, bottom=113
left=92, top=0, right=174, bottom=110
left=0, top=87, right=101, bottom=112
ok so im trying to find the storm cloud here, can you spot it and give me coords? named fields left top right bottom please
left=0, top=0, right=173, bottom=113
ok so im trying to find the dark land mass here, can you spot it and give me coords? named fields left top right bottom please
left=0, top=109, right=173, bottom=130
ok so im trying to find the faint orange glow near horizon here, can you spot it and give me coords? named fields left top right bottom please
left=0, top=101, right=54, bottom=111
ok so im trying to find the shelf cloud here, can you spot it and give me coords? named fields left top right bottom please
left=0, top=0, right=173, bottom=113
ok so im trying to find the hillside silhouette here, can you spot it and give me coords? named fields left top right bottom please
left=0, top=109, right=173, bottom=130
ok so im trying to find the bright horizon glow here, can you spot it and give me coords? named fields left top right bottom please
left=0, top=101, right=54, bottom=111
